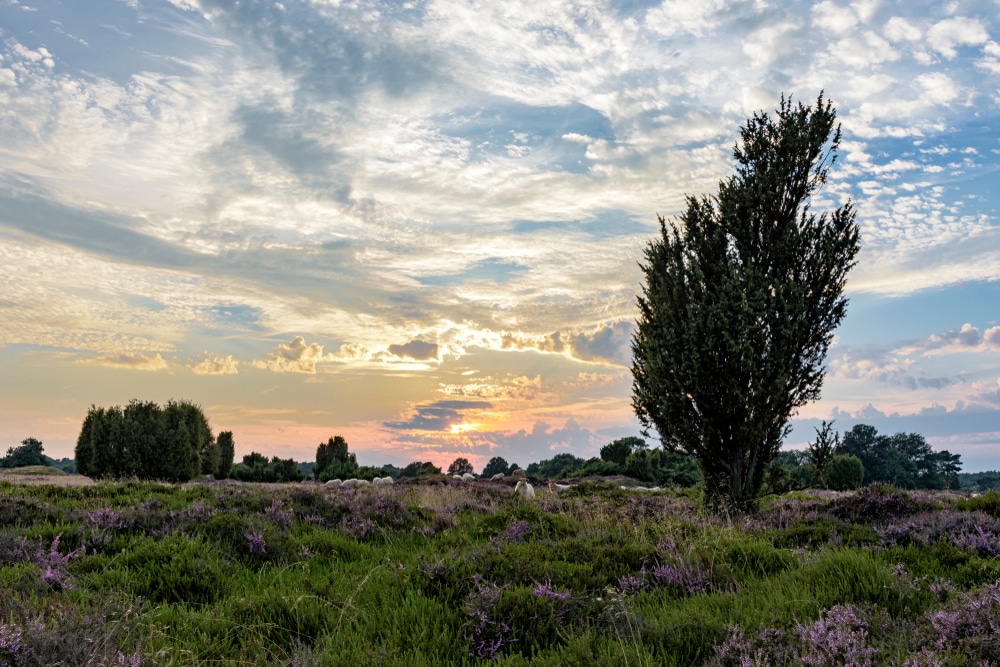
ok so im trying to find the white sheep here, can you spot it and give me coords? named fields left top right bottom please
left=514, top=480, right=535, bottom=499
left=325, top=479, right=343, bottom=486
left=491, top=473, right=505, bottom=481
left=342, top=478, right=369, bottom=487
left=453, top=474, right=464, bottom=480
left=373, top=476, right=393, bottom=487
left=547, top=481, right=571, bottom=492
left=462, top=472, right=476, bottom=482
left=381, top=476, right=394, bottom=485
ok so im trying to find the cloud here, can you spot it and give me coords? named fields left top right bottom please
left=188, top=353, right=239, bottom=375
left=384, top=399, right=492, bottom=432
left=501, top=321, right=633, bottom=366
left=388, top=339, right=439, bottom=361
left=438, top=375, right=544, bottom=402
left=828, top=352, right=954, bottom=390
left=926, top=17, right=990, bottom=59
left=86, top=352, right=171, bottom=372
left=895, top=323, right=1000, bottom=355
left=251, top=336, right=333, bottom=373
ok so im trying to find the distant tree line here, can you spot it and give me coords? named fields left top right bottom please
left=47, top=403, right=976, bottom=492
left=765, top=422, right=962, bottom=493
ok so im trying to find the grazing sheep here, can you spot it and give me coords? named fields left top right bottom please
left=547, top=481, right=571, bottom=492
left=512, top=468, right=527, bottom=478
left=462, top=472, right=476, bottom=482
left=373, top=476, right=394, bottom=487
left=491, top=473, right=505, bottom=481
left=514, top=480, right=535, bottom=499
left=381, top=476, right=394, bottom=485
left=325, top=479, right=343, bottom=486
left=342, top=478, right=369, bottom=487
left=453, top=474, right=464, bottom=480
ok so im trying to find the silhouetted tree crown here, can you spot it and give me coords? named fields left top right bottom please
left=632, top=93, right=861, bottom=510
left=1, top=437, right=49, bottom=469
left=481, top=456, right=510, bottom=478
left=447, top=457, right=474, bottom=476
left=314, top=435, right=358, bottom=481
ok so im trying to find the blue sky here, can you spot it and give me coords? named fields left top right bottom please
left=0, top=0, right=998, bottom=471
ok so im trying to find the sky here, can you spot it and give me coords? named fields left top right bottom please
left=1, top=0, right=999, bottom=472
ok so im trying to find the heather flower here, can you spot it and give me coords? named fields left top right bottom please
left=707, top=627, right=771, bottom=667
left=86, top=507, right=126, bottom=531
left=532, top=577, right=569, bottom=601
left=465, top=576, right=515, bottom=660
left=795, top=604, right=877, bottom=667
left=264, top=502, right=294, bottom=530
left=0, top=621, right=23, bottom=667
left=491, top=520, right=532, bottom=549
left=616, top=572, right=647, bottom=595
left=116, top=647, right=142, bottom=667
left=244, top=531, right=266, bottom=555
left=28, top=533, right=85, bottom=591
left=922, top=580, right=1000, bottom=659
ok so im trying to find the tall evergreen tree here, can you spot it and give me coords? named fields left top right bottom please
left=215, top=431, right=235, bottom=480
left=632, top=94, right=861, bottom=510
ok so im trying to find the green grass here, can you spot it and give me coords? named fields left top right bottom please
left=0, top=479, right=998, bottom=665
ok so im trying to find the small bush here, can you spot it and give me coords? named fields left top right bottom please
left=823, top=455, right=864, bottom=491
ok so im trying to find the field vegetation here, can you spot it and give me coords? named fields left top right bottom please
left=2, top=476, right=1000, bottom=665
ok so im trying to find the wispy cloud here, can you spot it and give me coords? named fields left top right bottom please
left=85, top=352, right=172, bottom=371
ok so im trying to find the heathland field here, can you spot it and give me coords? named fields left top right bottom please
left=2, top=476, right=1000, bottom=666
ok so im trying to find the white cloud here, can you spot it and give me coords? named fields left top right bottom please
left=812, top=1, right=858, bottom=35
left=926, top=17, right=990, bottom=58
left=252, top=336, right=334, bottom=373
left=883, top=16, right=922, bottom=43
left=189, top=353, right=239, bottom=375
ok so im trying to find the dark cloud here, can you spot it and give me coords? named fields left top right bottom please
left=388, top=340, right=439, bottom=361
left=384, top=399, right=492, bottom=431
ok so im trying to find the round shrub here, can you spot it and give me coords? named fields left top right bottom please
left=823, top=455, right=864, bottom=491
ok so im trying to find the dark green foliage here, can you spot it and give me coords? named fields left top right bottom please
left=1, top=437, right=49, bottom=468
left=200, top=437, right=220, bottom=477
left=314, top=435, right=358, bottom=481
left=527, top=453, right=586, bottom=479
left=578, top=457, right=621, bottom=477
left=215, top=431, right=235, bottom=480
left=73, top=400, right=210, bottom=482
left=623, top=448, right=701, bottom=487
left=837, top=424, right=961, bottom=489
left=955, top=490, right=1000, bottom=519
left=482, top=455, right=510, bottom=477
left=399, top=461, right=442, bottom=478
left=379, top=463, right=403, bottom=479
left=632, top=94, right=861, bottom=511
left=823, top=454, right=864, bottom=491
left=957, top=471, right=1000, bottom=491
left=807, top=420, right=839, bottom=484
left=231, top=454, right=304, bottom=482
left=600, top=436, right=647, bottom=466
left=790, top=463, right=816, bottom=489
left=446, top=457, right=474, bottom=476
